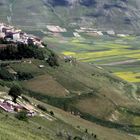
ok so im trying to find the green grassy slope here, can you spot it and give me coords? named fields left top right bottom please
left=0, top=94, right=137, bottom=140
left=0, top=109, right=92, bottom=140
left=9, top=58, right=140, bottom=135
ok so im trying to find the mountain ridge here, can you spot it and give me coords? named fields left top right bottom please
left=0, top=0, right=140, bottom=33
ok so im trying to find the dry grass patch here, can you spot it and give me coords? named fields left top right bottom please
left=75, top=97, right=115, bottom=119
left=23, top=74, right=69, bottom=97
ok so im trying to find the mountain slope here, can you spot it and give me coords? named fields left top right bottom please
left=1, top=0, right=140, bottom=33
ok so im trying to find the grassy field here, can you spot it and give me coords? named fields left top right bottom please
left=22, top=74, right=69, bottom=97
left=10, top=62, right=44, bottom=76
left=11, top=59, right=140, bottom=135
left=75, top=96, right=115, bottom=119
left=0, top=91, right=94, bottom=140
left=28, top=96, right=138, bottom=140
left=0, top=86, right=137, bottom=140
left=0, top=109, right=90, bottom=140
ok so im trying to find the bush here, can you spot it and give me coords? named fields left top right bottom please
left=15, top=111, right=28, bottom=121
left=0, top=67, right=14, bottom=81
left=73, top=136, right=83, bottom=140
left=22, top=96, right=31, bottom=103
left=37, top=104, right=47, bottom=112
left=50, top=111, right=54, bottom=116
left=17, top=72, right=33, bottom=80
left=47, top=52, right=59, bottom=67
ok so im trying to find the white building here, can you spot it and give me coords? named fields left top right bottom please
left=107, top=30, right=115, bottom=35
left=13, top=33, right=20, bottom=40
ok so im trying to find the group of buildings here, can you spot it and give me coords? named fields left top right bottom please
left=75, top=27, right=129, bottom=37
left=46, top=25, right=67, bottom=33
left=0, top=23, right=45, bottom=48
left=0, top=97, right=36, bottom=116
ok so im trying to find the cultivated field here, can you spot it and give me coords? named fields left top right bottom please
left=44, top=34, right=140, bottom=83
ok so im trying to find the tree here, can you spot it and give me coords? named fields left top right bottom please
left=50, top=111, right=54, bottom=116
left=47, top=52, right=59, bottom=67
left=17, top=71, right=33, bottom=80
left=9, top=85, right=22, bottom=103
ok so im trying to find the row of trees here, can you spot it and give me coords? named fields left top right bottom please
left=0, top=43, right=45, bottom=60
left=0, top=44, right=60, bottom=67
left=0, top=38, right=60, bottom=67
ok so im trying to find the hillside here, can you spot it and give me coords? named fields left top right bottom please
left=0, top=93, right=137, bottom=140
left=0, top=1, right=140, bottom=139
left=1, top=0, right=140, bottom=33
left=0, top=24, right=140, bottom=140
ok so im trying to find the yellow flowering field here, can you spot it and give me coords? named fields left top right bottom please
left=63, top=49, right=140, bottom=62
left=115, top=72, right=140, bottom=83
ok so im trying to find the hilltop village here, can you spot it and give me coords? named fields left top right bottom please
left=0, top=23, right=45, bottom=48
left=0, top=23, right=51, bottom=117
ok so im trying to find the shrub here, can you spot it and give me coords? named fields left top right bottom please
left=22, top=96, right=31, bottom=103
left=73, top=136, right=83, bottom=140
left=50, top=111, right=54, bottom=116
left=47, top=52, right=59, bottom=67
left=37, top=104, right=47, bottom=112
left=17, top=71, right=33, bottom=80
left=15, top=111, right=28, bottom=121
left=0, top=67, right=14, bottom=81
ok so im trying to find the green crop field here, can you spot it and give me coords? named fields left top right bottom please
left=44, top=34, right=140, bottom=83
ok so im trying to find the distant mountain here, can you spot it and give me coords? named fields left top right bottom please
left=1, top=0, right=140, bottom=33
left=45, top=0, right=97, bottom=7
left=44, top=0, right=140, bottom=33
